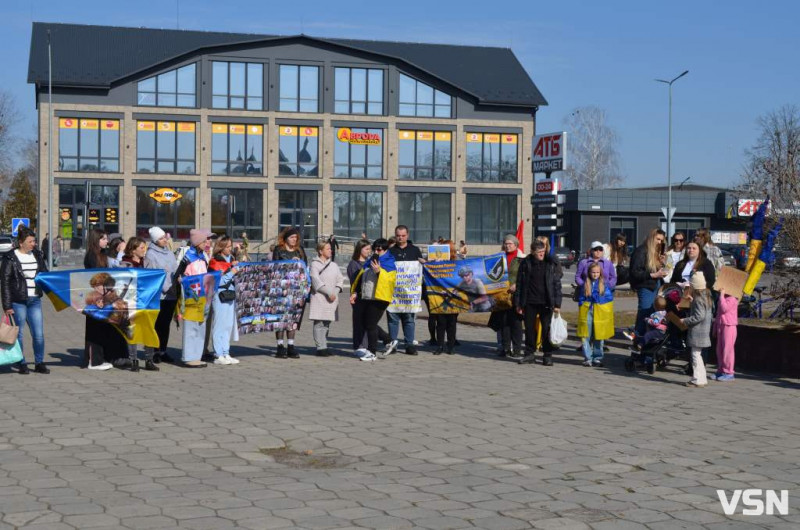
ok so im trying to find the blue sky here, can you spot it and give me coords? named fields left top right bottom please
left=1, top=0, right=797, bottom=188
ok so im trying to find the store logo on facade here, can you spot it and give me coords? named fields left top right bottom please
left=717, top=489, right=788, bottom=516
left=337, top=128, right=381, bottom=145
left=149, top=188, right=183, bottom=204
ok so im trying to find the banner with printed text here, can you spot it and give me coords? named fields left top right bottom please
left=235, top=261, right=310, bottom=335
left=424, top=254, right=511, bottom=314
left=387, top=261, right=423, bottom=313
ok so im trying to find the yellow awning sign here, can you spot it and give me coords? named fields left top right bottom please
left=149, top=188, right=183, bottom=204
left=337, top=128, right=381, bottom=145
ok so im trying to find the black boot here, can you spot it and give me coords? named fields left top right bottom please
left=287, top=344, right=299, bottom=359
left=316, top=349, right=331, bottom=357
left=18, top=363, right=30, bottom=375
left=446, top=347, right=455, bottom=355
left=542, top=355, right=554, bottom=366
left=152, top=352, right=162, bottom=364
left=131, top=359, right=140, bottom=372
left=433, top=347, right=443, bottom=355
left=276, top=344, right=287, bottom=358
left=145, top=360, right=160, bottom=371
left=34, top=363, right=50, bottom=374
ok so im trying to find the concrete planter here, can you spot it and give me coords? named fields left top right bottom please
left=735, top=324, right=800, bottom=378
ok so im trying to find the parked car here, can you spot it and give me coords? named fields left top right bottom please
left=718, top=244, right=748, bottom=269
left=0, top=235, right=13, bottom=254
left=720, top=249, right=738, bottom=269
left=774, top=248, right=800, bottom=270
left=553, top=247, right=576, bottom=269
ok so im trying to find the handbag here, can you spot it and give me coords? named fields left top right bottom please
left=0, top=339, right=23, bottom=366
left=616, top=264, right=630, bottom=286
left=218, top=290, right=236, bottom=303
left=0, top=314, right=19, bottom=346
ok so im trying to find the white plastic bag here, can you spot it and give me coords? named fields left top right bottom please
left=549, top=313, right=568, bottom=345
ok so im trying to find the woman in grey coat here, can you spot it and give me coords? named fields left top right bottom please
left=681, top=271, right=712, bottom=387
left=309, top=241, right=344, bottom=356
left=143, top=227, right=178, bottom=365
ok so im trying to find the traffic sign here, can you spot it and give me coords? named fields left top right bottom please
left=11, top=218, right=30, bottom=237
left=661, top=207, right=677, bottom=219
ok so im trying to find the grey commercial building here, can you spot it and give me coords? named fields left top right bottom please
left=28, top=22, right=548, bottom=254
left=558, top=185, right=745, bottom=251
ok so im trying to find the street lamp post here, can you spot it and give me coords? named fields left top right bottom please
left=655, top=70, right=688, bottom=239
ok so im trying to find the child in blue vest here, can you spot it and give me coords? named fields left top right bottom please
left=577, top=262, right=615, bottom=367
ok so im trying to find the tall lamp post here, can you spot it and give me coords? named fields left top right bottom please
left=655, top=70, right=688, bottom=239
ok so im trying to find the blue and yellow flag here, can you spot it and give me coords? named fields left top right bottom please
left=179, top=271, right=221, bottom=323
left=35, top=268, right=166, bottom=348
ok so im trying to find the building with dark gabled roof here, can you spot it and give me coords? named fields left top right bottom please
left=29, top=22, right=546, bottom=253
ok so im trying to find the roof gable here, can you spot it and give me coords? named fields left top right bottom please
left=28, top=22, right=547, bottom=107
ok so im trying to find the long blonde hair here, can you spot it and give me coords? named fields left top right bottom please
left=645, top=228, right=665, bottom=272
left=584, top=262, right=606, bottom=297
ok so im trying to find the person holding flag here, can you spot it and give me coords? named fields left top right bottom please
left=350, top=239, right=397, bottom=361
left=175, top=229, right=213, bottom=368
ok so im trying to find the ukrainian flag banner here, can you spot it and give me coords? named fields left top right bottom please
left=179, top=271, right=221, bottom=323
left=35, top=268, right=166, bottom=348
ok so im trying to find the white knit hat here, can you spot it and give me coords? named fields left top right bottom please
left=148, top=226, right=166, bottom=243
left=690, top=271, right=707, bottom=291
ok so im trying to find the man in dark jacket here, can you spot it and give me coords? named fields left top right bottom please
left=385, top=225, right=424, bottom=356
left=514, top=241, right=562, bottom=365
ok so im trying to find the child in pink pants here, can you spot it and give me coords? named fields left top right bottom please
left=713, top=288, right=738, bottom=381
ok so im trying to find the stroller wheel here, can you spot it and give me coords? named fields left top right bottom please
left=647, top=362, right=655, bottom=375
left=624, top=359, right=635, bottom=372
left=657, top=358, right=668, bottom=370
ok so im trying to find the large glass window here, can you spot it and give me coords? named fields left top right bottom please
left=211, top=124, right=263, bottom=175
left=334, top=67, right=384, bottom=115
left=660, top=217, right=705, bottom=241
left=211, top=188, right=263, bottom=240
left=212, top=61, right=264, bottom=110
left=397, top=192, right=451, bottom=243
left=398, top=73, right=451, bottom=118
left=466, top=132, right=518, bottom=182
left=279, top=65, right=319, bottom=112
left=334, top=127, right=383, bottom=179
left=58, top=183, right=120, bottom=248
left=137, top=64, right=196, bottom=107
left=136, top=121, right=196, bottom=174
left=278, top=126, right=319, bottom=177
left=58, top=118, right=119, bottom=172
left=398, top=130, right=451, bottom=180
left=466, top=194, right=517, bottom=244
left=279, top=190, right=318, bottom=248
left=333, top=191, right=383, bottom=239
left=136, top=186, right=196, bottom=240
left=610, top=217, right=637, bottom=247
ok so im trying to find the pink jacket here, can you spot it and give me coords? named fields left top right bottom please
left=715, top=293, right=738, bottom=327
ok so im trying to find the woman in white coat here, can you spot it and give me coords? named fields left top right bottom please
left=309, top=241, right=344, bottom=357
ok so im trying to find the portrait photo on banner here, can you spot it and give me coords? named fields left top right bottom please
left=235, top=261, right=310, bottom=335
left=424, top=254, right=510, bottom=314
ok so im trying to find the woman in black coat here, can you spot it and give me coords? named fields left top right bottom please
left=669, top=241, right=716, bottom=289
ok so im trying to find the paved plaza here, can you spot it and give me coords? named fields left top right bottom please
left=0, top=296, right=798, bottom=530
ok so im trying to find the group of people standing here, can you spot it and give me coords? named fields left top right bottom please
left=1, top=221, right=740, bottom=385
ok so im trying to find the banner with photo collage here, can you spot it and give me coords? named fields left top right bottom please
left=235, top=261, right=311, bottom=335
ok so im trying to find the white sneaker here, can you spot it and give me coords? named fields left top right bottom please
left=360, top=352, right=376, bottom=362
left=354, top=348, right=367, bottom=357
left=384, top=340, right=399, bottom=355
left=214, top=356, right=232, bottom=365
left=225, top=355, right=240, bottom=364
left=88, top=362, right=113, bottom=371
left=412, top=340, right=419, bottom=346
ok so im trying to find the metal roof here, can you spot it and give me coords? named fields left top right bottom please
left=28, top=22, right=547, bottom=107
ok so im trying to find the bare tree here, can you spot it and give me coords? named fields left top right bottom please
left=739, top=104, right=800, bottom=253
left=562, top=106, right=623, bottom=190
left=0, top=91, right=20, bottom=175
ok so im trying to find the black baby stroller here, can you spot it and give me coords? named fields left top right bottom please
left=624, top=283, right=692, bottom=374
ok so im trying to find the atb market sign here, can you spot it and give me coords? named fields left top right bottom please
left=532, top=132, right=568, bottom=173
left=149, top=188, right=183, bottom=204
left=336, top=128, right=381, bottom=145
